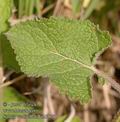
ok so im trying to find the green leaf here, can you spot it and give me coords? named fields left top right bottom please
left=28, top=119, right=43, bottom=122
left=2, top=87, right=42, bottom=121
left=0, top=0, right=20, bottom=71
left=72, top=116, right=81, bottom=122
left=3, top=87, right=28, bottom=102
left=55, top=115, right=66, bottom=122
left=55, top=115, right=81, bottom=122
left=71, top=0, right=81, bottom=13
left=6, top=17, right=111, bottom=103
left=1, top=34, right=20, bottom=71
left=0, top=0, right=12, bottom=32
left=81, top=0, right=100, bottom=20
left=112, top=110, right=120, bottom=122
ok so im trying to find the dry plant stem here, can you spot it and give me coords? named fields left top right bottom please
left=8, top=120, right=13, bottom=122
left=24, top=91, right=33, bottom=95
left=0, top=74, right=26, bottom=88
left=0, top=67, right=3, bottom=83
left=14, top=117, right=26, bottom=122
left=0, top=67, right=3, bottom=111
left=84, top=104, right=90, bottom=122
left=9, top=120, right=14, bottom=122
left=2, top=70, right=14, bottom=82
left=64, top=0, right=71, bottom=9
left=47, top=84, right=55, bottom=116
left=65, top=105, right=75, bottom=122
left=103, top=84, right=111, bottom=109
left=92, top=66, right=120, bottom=94
left=43, top=94, right=49, bottom=122
left=9, top=16, right=35, bottom=26
left=9, top=118, right=26, bottom=122
left=43, top=84, right=55, bottom=122
left=53, top=0, right=63, bottom=16
left=24, top=87, right=41, bottom=95
left=83, top=0, right=91, bottom=8
left=41, top=3, right=55, bottom=16
left=110, top=90, right=120, bottom=98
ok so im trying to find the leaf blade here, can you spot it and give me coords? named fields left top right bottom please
left=6, top=17, right=111, bottom=103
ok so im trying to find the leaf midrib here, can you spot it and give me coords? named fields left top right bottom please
left=50, top=51, right=93, bottom=70
left=20, top=50, right=93, bottom=73
left=34, top=23, right=94, bottom=72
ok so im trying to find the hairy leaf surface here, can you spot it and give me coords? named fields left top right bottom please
left=7, top=17, right=111, bottom=102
